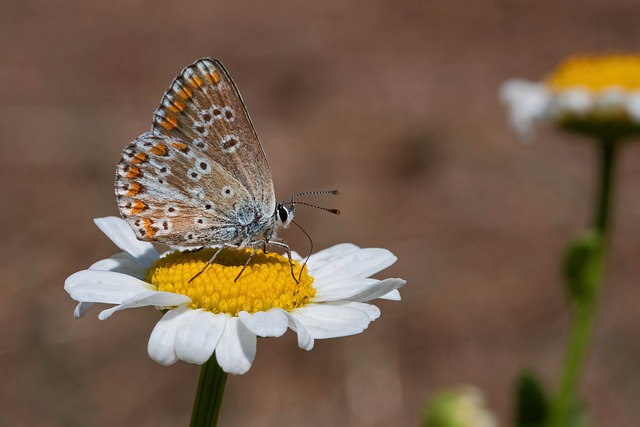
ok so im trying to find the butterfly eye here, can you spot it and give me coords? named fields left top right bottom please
left=277, top=205, right=289, bottom=223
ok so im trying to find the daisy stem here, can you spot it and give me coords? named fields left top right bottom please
left=190, top=356, right=228, bottom=427
left=550, top=138, right=617, bottom=426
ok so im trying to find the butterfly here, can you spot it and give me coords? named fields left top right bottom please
left=115, top=58, right=337, bottom=279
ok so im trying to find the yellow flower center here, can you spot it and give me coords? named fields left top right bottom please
left=547, top=54, right=640, bottom=91
left=145, top=248, right=315, bottom=315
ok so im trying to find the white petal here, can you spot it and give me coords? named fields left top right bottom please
left=349, top=278, right=406, bottom=303
left=378, top=289, right=401, bottom=301
left=499, top=79, right=551, bottom=141
left=290, top=304, right=371, bottom=339
left=94, top=217, right=159, bottom=267
left=90, top=253, right=147, bottom=279
left=175, top=310, right=227, bottom=364
left=279, top=309, right=314, bottom=351
left=339, top=301, right=381, bottom=321
left=312, top=278, right=378, bottom=301
left=552, top=87, right=593, bottom=117
left=65, top=270, right=155, bottom=304
left=290, top=250, right=304, bottom=263
left=148, top=305, right=191, bottom=366
left=312, top=277, right=405, bottom=302
left=98, top=290, right=191, bottom=320
left=238, top=310, right=288, bottom=337
left=627, top=91, right=640, bottom=122
left=596, top=86, right=626, bottom=113
left=73, top=302, right=94, bottom=319
left=305, top=243, right=361, bottom=271
left=309, top=248, right=397, bottom=282
left=215, top=318, right=257, bottom=375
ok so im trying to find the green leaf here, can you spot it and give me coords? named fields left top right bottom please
left=563, top=230, right=604, bottom=303
left=515, top=370, right=548, bottom=427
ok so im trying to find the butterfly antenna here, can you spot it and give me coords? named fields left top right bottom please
left=286, top=190, right=339, bottom=202
left=291, top=219, right=313, bottom=282
left=290, top=201, right=340, bottom=215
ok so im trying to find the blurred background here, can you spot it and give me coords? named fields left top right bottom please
left=3, top=0, right=640, bottom=425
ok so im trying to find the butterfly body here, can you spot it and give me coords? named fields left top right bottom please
left=115, top=58, right=291, bottom=250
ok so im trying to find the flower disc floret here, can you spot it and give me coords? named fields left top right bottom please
left=145, top=248, right=315, bottom=316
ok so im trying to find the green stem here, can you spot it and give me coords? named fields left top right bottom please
left=594, top=140, right=616, bottom=234
left=550, top=138, right=618, bottom=427
left=190, top=356, right=228, bottom=427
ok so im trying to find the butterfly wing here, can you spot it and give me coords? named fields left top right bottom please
left=115, top=58, right=276, bottom=246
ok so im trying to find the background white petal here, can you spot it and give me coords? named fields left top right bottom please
left=238, top=310, right=288, bottom=337
left=551, top=87, right=593, bottom=117
left=148, top=305, right=192, bottom=366
left=499, top=78, right=551, bottom=140
left=309, top=248, right=397, bottom=282
left=94, top=217, right=159, bottom=267
left=627, top=91, right=640, bottom=122
left=175, top=309, right=227, bottom=364
left=291, top=304, right=372, bottom=339
left=595, top=86, right=625, bottom=114
left=215, top=318, right=257, bottom=375
left=65, top=270, right=155, bottom=304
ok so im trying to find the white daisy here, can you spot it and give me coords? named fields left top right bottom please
left=500, top=54, right=640, bottom=141
left=424, top=386, right=498, bottom=427
left=65, top=217, right=405, bottom=375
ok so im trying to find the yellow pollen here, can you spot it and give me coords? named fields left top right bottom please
left=145, top=248, right=315, bottom=316
left=547, top=54, right=640, bottom=91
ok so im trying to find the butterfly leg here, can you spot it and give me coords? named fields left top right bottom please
left=188, top=244, right=229, bottom=283
left=234, top=241, right=264, bottom=282
left=267, top=240, right=300, bottom=284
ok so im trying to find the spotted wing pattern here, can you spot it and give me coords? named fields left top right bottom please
left=115, top=58, right=276, bottom=246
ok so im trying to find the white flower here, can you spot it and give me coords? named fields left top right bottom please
left=499, top=54, right=640, bottom=141
left=424, top=385, right=498, bottom=427
left=65, top=217, right=405, bottom=375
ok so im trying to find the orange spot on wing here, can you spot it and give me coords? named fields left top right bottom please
left=126, top=182, right=142, bottom=197
left=150, top=143, right=168, bottom=156
left=207, top=71, right=221, bottom=85
left=189, top=75, right=204, bottom=88
left=160, top=115, right=178, bottom=130
left=168, top=99, right=186, bottom=113
left=126, top=165, right=141, bottom=179
left=178, top=86, right=193, bottom=99
left=131, top=200, right=148, bottom=215
left=131, top=152, right=148, bottom=164
left=142, top=218, right=156, bottom=238
left=171, top=141, right=189, bottom=153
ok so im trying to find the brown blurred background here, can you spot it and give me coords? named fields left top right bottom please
left=3, top=0, right=640, bottom=426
